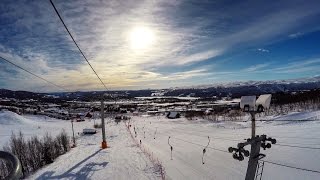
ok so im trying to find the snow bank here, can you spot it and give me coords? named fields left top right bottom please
left=0, top=110, right=30, bottom=125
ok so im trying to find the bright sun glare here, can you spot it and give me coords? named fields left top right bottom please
left=129, top=26, right=155, bottom=50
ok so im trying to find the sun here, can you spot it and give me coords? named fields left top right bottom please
left=129, top=26, right=155, bottom=50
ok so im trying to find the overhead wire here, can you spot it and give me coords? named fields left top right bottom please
left=0, top=55, right=68, bottom=91
left=49, top=0, right=109, bottom=91
left=177, top=129, right=320, bottom=147
left=135, top=120, right=320, bottom=150
left=262, top=160, right=320, bottom=174
left=274, top=144, right=320, bottom=150
left=132, top=117, right=320, bottom=176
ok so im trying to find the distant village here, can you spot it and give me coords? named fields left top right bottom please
left=0, top=95, right=241, bottom=121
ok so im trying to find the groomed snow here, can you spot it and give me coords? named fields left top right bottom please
left=130, top=112, right=320, bottom=180
left=28, top=123, right=159, bottom=180
left=0, top=111, right=160, bottom=180
left=1, top=110, right=320, bottom=179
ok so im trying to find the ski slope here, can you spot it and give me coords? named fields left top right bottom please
left=0, top=110, right=90, bottom=148
left=0, top=110, right=160, bottom=180
left=1, top=110, right=320, bottom=179
left=29, top=122, right=159, bottom=180
left=130, top=113, right=320, bottom=180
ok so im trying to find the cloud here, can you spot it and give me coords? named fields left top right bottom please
left=171, top=50, right=222, bottom=65
left=1, top=0, right=320, bottom=91
left=267, top=58, right=320, bottom=73
left=239, top=58, right=320, bottom=75
left=244, top=63, right=271, bottom=72
left=257, top=48, right=269, bottom=53
left=288, top=32, right=304, bottom=38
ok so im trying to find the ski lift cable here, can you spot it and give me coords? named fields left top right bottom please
left=173, top=136, right=320, bottom=173
left=140, top=122, right=320, bottom=149
left=262, top=160, right=320, bottom=174
left=166, top=127, right=320, bottom=146
left=50, top=0, right=108, bottom=91
left=274, top=144, right=320, bottom=150
left=132, top=119, right=320, bottom=175
left=0, top=55, right=68, bottom=92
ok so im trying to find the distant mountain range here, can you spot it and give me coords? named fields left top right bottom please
left=1, top=76, right=320, bottom=100
left=165, top=76, right=320, bottom=97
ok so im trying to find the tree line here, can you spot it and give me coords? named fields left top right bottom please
left=0, top=130, right=71, bottom=179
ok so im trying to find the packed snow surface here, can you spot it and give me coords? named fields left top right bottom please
left=129, top=112, right=320, bottom=180
left=1, top=110, right=320, bottom=179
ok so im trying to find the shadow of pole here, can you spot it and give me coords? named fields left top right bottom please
left=36, top=149, right=108, bottom=180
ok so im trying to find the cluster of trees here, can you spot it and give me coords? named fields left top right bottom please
left=0, top=130, right=71, bottom=179
left=185, top=110, right=245, bottom=121
left=186, top=92, right=320, bottom=122
left=262, top=100, right=320, bottom=117
left=272, top=89, right=320, bottom=105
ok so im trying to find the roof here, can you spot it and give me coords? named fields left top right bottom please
left=167, top=111, right=179, bottom=118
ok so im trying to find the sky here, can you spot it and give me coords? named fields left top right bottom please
left=1, top=0, right=320, bottom=92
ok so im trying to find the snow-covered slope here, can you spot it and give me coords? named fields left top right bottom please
left=2, top=111, right=320, bottom=179
left=130, top=112, right=320, bottom=180
left=29, top=123, right=159, bottom=180
left=0, top=112, right=162, bottom=180
left=0, top=111, right=91, bottom=148
left=0, top=110, right=31, bottom=125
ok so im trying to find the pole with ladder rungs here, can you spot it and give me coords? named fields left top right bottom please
left=228, top=112, right=276, bottom=180
left=255, top=161, right=265, bottom=180
left=245, top=112, right=260, bottom=180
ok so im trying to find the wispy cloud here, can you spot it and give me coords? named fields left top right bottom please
left=1, top=0, right=320, bottom=91
left=244, top=63, right=271, bottom=72
left=257, top=48, right=270, bottom=53
left=267, top=58, right=320, bottom=73
left=288, top=32, right=304, bottom=38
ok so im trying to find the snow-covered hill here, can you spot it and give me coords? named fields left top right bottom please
left=0, top=111, right=90, bottom=148
left=0, top=110, right=31, bottom=125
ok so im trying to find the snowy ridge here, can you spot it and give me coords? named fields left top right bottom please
left=173, top=76, right=320, bottom=90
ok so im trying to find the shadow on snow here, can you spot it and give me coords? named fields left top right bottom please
left=35, top=149, right=108, bottom=180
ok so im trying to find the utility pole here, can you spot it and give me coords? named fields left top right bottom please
left=101, top=100, right=107, bottom=149
left=229, top=95, right=276, bottom=180
left=245, top=111, right=260, bottom=180
left=250, top=112, right=256, bottom=138
left=69, top=104, right=76, bottom=147
left=71, top=119, right=76, bottom=147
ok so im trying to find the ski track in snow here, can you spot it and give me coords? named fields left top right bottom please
left=0, top=111, right=159, bottom=180
left=28, top=123, right=159, bottom=180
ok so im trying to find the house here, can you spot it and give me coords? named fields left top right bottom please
left=166, top=111, right=180, bottom=119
